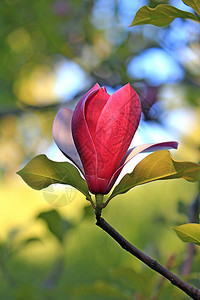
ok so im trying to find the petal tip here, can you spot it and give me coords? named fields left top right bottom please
left=174, top=141, right=179, bottom=149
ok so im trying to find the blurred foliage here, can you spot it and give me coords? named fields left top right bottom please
left=37, top=209, right=73, bottom=243
left=0, top=0, right=200, bottom=299
left=0, top=179, right=199, bottom=299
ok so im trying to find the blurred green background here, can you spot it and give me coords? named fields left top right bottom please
left=0, top=0, right=199, bottom=299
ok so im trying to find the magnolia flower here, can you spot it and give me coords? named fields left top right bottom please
left=53, top=83, right=178, bottom=194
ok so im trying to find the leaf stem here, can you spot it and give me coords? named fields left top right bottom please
left=96, top=216, right=200, bottom=299
left=87, top=197, right=96, bottom=209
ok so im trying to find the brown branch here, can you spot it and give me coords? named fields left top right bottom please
left=96, top=216, right=200, bottom=300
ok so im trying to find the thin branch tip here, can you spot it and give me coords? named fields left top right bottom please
left=95, top=216, right=200, bottom=300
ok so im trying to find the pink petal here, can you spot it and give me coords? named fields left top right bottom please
left=52, top=107, right=83, bottom=172
left=122, top=141, right=179, bottom=164
left=95, top=83, right=141, bottom=180
left=107, top=141, right=178, bottom=192
left=72, top=84, right=101, bottom=176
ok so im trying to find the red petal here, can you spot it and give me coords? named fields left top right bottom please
left=95, top=83, right=141, bottom=179
left=85, top=174, right=109, bottom=194
left=72, top=84, right=101, bottom=176
left=85, top=88, right=110, bottom=142
left=52, top=107, right=83, bottom=172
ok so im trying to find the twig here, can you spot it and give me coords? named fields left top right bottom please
left=151, top=253, right=175, bottom=300
left=182, top=194, right=199, bottom=276
left=182, top=244, right=196, bottom=277
left=43, top=257, right=64, bottom=289
left=0, top=260, right=16, bottom=288
left=96, top=216, right=200, bottom=299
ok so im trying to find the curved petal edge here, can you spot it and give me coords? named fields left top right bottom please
left=107, top=141, right=178, bottom=192
left=52, top=107, right=83, bottom=173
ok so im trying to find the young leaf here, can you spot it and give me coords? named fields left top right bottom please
left=37, top=210, right=72, bottom=243
left=173, top=223, right=200, bottom=245
left=129, top=4, right=200, bottom=27
left=17, top=154, right=91, bottom=200
left=182, top=0, right=200, bottom=15
left=108, top=150, right=200, bottom=201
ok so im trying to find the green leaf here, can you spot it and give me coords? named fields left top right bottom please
left=108, top=150, right=200, bottom=201
left=17, top=154, right=91, bottom=200
left=182, top=0, right=200, bottom=15
left=129, top=4, right=200, bottom=27
left=173, top=223, right=200, bottom=245
left=37, top=210, right=72, bottom=243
